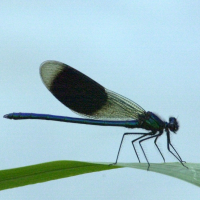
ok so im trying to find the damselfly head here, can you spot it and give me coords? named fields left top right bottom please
left=168, top=117, right=179, bottom=133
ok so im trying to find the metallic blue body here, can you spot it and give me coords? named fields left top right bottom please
left=5, top=111, right=167, bottom=132
left=4, top=112, right=140, bottom=128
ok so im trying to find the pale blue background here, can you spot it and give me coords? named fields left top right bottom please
left=1, top=1, right=200, bottom=199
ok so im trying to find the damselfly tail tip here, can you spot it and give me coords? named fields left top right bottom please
left=3, top=114, right=11, bottom=119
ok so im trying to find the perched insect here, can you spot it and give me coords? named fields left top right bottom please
left=4, top=61, right=187, bottom=170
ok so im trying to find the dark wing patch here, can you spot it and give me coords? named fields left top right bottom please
left=40, top=61, right=107, bottom=115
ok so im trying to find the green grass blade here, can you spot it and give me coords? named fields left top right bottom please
left=0, top=161, right=200, bottom=190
